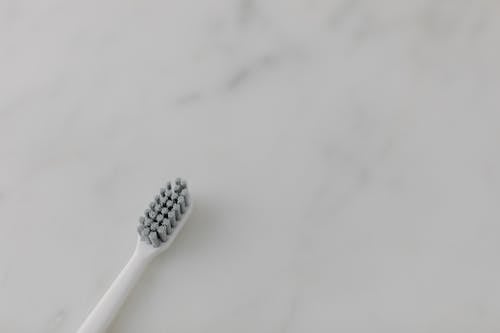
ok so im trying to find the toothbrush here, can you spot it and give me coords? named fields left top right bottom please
left=77, top=178, right=192, bottom=333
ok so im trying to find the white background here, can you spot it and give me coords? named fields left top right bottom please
left=1, top=0, right=500, bottom=332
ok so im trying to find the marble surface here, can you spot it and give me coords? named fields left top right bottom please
left=2, top=0, right=500, bottom=332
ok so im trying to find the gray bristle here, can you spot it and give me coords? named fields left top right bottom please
left=166, top=182, right=172, bottom=190
left=168, top=211, right=176, bottom=228
left=173, top=204, right=181, bottom=220
left=170, top=216, right=177, bottom=229
left=175, top=178, right=182, bottom=185
left=157, top=225, right=168, bottom=242
left=164, top=218, right=173, bottom=234
left=149, top=231, right=161, bottom=247
left=178, top=196, right=185, bottom=213
left=142, top=228, right=151, bottom=243
left=181, top=189, right=190, bottom=206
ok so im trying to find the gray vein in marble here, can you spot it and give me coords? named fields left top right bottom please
left=329, top=0, right=360, bottom=28
left=238, top=0, right=257, bottom=26
left=175, top=92, right=202, bottom=106
left=225, top=54, right=281, bottom=91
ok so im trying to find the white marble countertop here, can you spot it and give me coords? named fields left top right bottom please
left=2, top=0, right=500, bottom=332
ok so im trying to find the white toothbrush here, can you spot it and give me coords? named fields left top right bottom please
left=77, top=178, right=192, bottom=333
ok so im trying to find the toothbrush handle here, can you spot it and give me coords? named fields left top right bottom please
left=77, top=251, right=150, bottom=333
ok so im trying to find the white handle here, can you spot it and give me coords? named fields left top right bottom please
left=77, top=249, right=151, bottom=333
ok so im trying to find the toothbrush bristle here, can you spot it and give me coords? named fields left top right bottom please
left=138, top=178, right=190, bottom=247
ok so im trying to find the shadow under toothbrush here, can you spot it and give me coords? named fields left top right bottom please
left=162, top=194, right=219, bottom=257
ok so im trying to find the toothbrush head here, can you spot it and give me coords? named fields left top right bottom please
left=137, top=178, right=192, bottom=248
